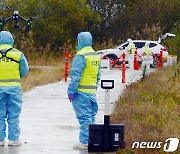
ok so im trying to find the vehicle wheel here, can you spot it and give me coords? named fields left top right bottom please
left=152, top=54, right=159, bottom=68
left=153, top=59, right=158, bottom=68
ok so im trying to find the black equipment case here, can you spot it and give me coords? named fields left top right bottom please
left=88, top=115, right=125, bottom=152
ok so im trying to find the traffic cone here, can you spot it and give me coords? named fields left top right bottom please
left=134, top=50, right=139, bottom=70
left=158, top=50, right=163, bottom=67
left=122, top=53, right=126, bottom=83
left=64, top=50, right=69, bottom=82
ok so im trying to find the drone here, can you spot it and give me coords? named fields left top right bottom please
left=0, top=11, right=33, bottom=32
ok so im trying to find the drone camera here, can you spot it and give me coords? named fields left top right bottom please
left=13, top=11, right=19, bottom=20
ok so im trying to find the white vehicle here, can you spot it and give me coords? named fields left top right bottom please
left=97, top=33, right=176, bottom=67
left=97, top=40, right=167, bottom=67
left=115, top=40, right=168, bottom=57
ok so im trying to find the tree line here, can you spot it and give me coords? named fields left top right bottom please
left=0, top=0, right=179, bottom=55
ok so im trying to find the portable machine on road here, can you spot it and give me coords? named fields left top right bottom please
left=88, top=80, right=125, bottom=152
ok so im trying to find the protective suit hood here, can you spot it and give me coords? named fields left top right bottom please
left=127, top=39, right=133, bottom=43
left=76, top=32, right=92, bottom=51
left=0, top=31, right=14, bottom=46
left=145, top=42, right=150, bottom=47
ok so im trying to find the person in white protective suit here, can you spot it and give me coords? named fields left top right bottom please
left=141, top=42, right=153, bottom=69
left=126, top=39, right=136, bottom=69
left=0, top=31, right=29, bottom=146
left=126, top=39, right=136, bottom=54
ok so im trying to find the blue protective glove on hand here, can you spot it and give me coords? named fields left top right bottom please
left=68, top=93, right=75, bottom=102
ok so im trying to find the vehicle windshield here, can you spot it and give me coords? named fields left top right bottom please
left=116, top=42, right=128, bottom=49
left=149, top=43, right=157, bottom=48
left=116, top=41, right=158, bottom=49
left=134, top=42, right=145, bottom=48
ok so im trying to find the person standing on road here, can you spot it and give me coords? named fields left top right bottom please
left=126, top=39, right=136, bottom=69
left=142, top=42, right=153, bottom=69
left=0, top=31, right=29, bottom=146
left=126, top=39, right=135, bottom=54
left=143, top=42, right=151, bottom=56
left=67, top=32, right=101, bottom=150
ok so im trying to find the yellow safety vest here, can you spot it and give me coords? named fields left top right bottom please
left=129, top=43, right=136, bottom=54
left=77, top=47, right=100, bottom=94
left=144, top=46, right=151, bottom=55
left=0, top=45, right=21, bottom=86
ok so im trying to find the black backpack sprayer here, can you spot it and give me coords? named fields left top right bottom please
left=88, top=80, right=125, bottom=152
left=0, top=11, right=33, bottom=32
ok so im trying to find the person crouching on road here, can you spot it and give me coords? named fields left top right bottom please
left=0, top=31, right=29, bottom=146
left=67, top=32, right=101, bottom=150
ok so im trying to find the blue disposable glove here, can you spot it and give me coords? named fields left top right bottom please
left=68, top=93, right=75, bottom=102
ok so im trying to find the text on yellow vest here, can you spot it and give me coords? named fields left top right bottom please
left=0, top=45, right=21, bottom=86
left=76, top=47, right=100, bottom=94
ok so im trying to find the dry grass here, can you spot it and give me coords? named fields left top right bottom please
left=25, top=52, right=66, bottom=66
left=111, top=64, right=180, bottom=154
left=21, top=51, right=71, bottom=92
left=21, top=66, right=64, bottom=92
